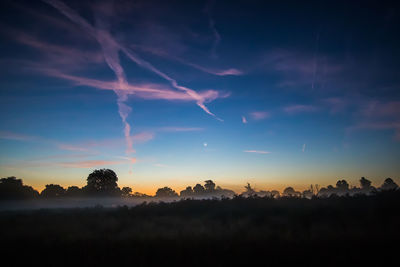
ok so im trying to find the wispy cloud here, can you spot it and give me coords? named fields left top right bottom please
left=0, top=130, right=154, bottom=155
left=242, top=116, right=248, bottom=124
left=249, top=111, right=270, bottom=120
left=0, top=131, right=36, bottom=141
left=57, top=144, right=89, bottom=152
left=131, top=45, right=243, bottom=76
left=346, top=100, right=400, bottom=141
left=244, top=150, right=271, bottom=154
left=260, top=49, right=343, bottom=90
left=59, top=160, right=127, bottom=168
left=13, top=31, right=103, bottom=67
left=204, top=0, right=221, bottom=58
left=323, top=97, right=349, bottom=114
left=57, top=132, right=155, bottom=152
left=41, top=0, right=225, bottom=155
left=131, top=132, right=155, bottom=144
left=302, top=143, right=306, bottom=152
left=348, top=122, right=400, bottom=141
left=159, top=127, right=204, bottom=132
left=284, top=105, right=318, bottom=114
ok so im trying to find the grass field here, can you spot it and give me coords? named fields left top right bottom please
left=1, top=191, right=399, bottom=266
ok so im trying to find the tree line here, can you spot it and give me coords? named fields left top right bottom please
left=0, top=168, right=398, bottom=200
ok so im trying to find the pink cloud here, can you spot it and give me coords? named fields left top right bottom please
left=57, top=144, right=89, bottom=152
left=284, top=105, right=318, bottom=114
left=323, top=97, right=348, bottom=114
left=360, top=101, right=400, bottom=118
left=59, top=160, right=127, bottom=168
left=348, top=122, right=400, bottom=140
left=244, top=150, right=271, bottom=154
left=15, top=33, right=103, bottom=66
left=131, top=132, right=155, bottom=144
left=260, top=50, right=343, bottom=90
left=346, top=100, right=400, bottom=141
left=56, top=132, right=155, bottom=153
left=204, top=0, right=221, bottom=58
left=41, top=0, right=226, bottom=155
left=250, top=111, right=270, bottom=120
left=39, top=69, right=224, bottom=103
left=210, top=68, right=243, bottom=76
left=132, top=45, right=243, bottom=76
left=242, top=116, right=248, bottom=124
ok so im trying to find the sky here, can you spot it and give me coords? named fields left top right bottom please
left=0, top=0, right=399, bottom=194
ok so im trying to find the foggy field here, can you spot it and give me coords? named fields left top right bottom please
left=0, top=197, right=155, bottom=211
left=1, top=191, right=399, bottom=266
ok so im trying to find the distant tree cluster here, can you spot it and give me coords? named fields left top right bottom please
left=0, top=170, right=398, bottom=201
left=317, top=177, right=398, bottom=197
left=178, top=180, right=235, bottom=198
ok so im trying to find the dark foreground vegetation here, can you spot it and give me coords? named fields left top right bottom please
left=1, top=190, right=400, bottom=267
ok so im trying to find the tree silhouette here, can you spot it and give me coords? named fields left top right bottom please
left=65, top=186, right=82, bottom=197
left=336, top=180, right=349, bottom=191
left=270, top=190, right=280, bottom=198
left=283, top=187, right=296, bottom=197
left=180, top=186, right=194, bottom=197
left=41, top=184, right=66, bottom=198
left=360, top=177, right=371, bottom=189
left=193, top=184, right=205, bottom=195
left=0, top=177, right=39, bottom=199
left=241, top=183, right=256, bottom=197
left=380, top=178, right=398, bottom=191
left=155, top=187, right=178, bottom=198
left=121, top=187, right=132, bottom=197
left=204, top=180, right=216, bottom=192
left=85, top=169, right=121, bottom=196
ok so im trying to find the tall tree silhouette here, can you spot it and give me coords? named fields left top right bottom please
left=85, top=169, right=121, bottom=196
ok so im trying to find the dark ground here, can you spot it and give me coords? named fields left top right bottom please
left=1, top=191, right=400, bottom=267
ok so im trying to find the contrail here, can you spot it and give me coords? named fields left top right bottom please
left=204, top=0, right=221, bottom=58
left=42, top=0, right=135, bottom=154
left=311, top=30, right=320, bottom=90
left=42, top=0, right=223, bottom=154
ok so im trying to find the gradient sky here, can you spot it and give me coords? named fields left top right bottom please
left=1, top=0, right=399, bottom=194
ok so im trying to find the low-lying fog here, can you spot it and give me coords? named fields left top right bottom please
left=0, top=197, right=174, bottom=211
left=0, top=196, right=225, bottom=211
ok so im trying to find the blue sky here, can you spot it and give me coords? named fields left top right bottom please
left=0, top=0, right=399, bottom=194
